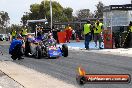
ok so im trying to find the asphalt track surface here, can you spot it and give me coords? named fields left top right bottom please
left=0, top=43, right=132, bottom=88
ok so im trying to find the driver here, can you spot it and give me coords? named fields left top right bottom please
left=47, top=33, right=56, bottom=45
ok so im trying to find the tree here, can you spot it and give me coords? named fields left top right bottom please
left=76, top=9, right=93, bottom=20
left=0, top=11, right=10, bottom=27
left=0, top=11, right=10, bottom=33
left=30, top=4, right=41, bottom=20
left=21, top=0, right=73, bottom=25
left=94, top=1, right=104, bottom=18
left=21, top=12, right=29, bottom=25
left=10, top=24, right=21, bottom=32
left=63, top=7, right=73, bottom=22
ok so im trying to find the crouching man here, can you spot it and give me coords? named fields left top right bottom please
left=9, top=35, right=24, bottom=60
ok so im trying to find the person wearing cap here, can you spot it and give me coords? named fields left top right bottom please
left=83, top=20, right=92, bottom=50
left=9, top=35, right=24, bottom=60
left=94, top=20, right=103, bottom=49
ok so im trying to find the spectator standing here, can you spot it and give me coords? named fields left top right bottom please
left=83, top=20, right=92, bottom=50
left=94, top=20, right=103, bottom=49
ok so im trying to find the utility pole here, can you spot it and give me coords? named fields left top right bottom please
left=50, top=0, right=53, bottom=29
left=44, top=0, right=46, bottom=19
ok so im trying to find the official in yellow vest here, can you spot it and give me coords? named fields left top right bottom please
left=21, top=27, right=28, bottom=42
left=128, top=21, right=132, bottom=47
left=94, top=20, right=103, bottom=49
left=21, top=28, right=28, bottom=37
left=11, top=30, right=17, bottom=40
left=83, top=20, right=92, bottom=50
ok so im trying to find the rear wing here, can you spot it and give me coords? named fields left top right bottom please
left=27, top=19, right=48, bottom=23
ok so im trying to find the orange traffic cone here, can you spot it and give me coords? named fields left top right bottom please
left=76, top=35, right=80, bottom=42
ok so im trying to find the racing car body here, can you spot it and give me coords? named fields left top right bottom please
left=24, top=19, right=68, bottom=59
left=24, top=33, right=68, bottom=59
left=48, top=46, right=62, bottom=57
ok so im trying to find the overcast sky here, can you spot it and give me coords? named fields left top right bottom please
left=0, top=0, right=131, bottom=24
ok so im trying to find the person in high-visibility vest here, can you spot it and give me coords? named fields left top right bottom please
left=21, top=26, right=28, bottom=37
left=83, top=20, right=92, bottom=50
left=128, top=21, right=132, bottom=47
left=21, top=26, right=28, bottom=41
left=11, top=29, right=17, bottom=41
left=94, top=20, right=103, bottom=49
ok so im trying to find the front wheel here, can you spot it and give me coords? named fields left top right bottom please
left=35, top=46, right=42, bottom=59
left=62, top=44, right=68, bottom=57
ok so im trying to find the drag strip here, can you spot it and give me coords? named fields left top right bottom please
left=0, top=43, right=132, bottom=88
left=12, top=50, right=132, bottom=88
